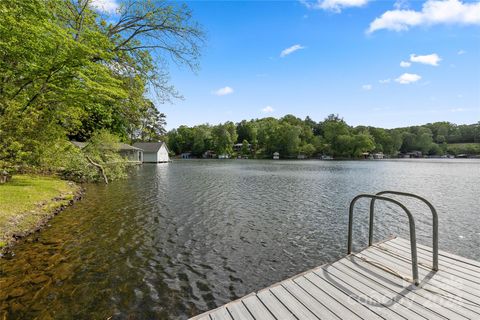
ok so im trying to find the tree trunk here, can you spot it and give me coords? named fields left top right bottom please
left=86, top=156, right=109, bottom=184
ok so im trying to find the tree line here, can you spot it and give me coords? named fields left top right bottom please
left=166, top=115, right=480, bottom=158
left=0, top=0, right=203, bottom=181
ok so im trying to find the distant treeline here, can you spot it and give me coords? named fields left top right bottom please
left=166, top=115, right=480, bottom=158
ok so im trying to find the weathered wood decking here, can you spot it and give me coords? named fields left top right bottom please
left=190, top=237, right=480, bottom=319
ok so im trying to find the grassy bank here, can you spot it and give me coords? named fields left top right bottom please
left=0, top=175, right=81, bottom=250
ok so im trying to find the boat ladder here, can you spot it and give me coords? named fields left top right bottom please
left=347, top=191, right=439, bottom=285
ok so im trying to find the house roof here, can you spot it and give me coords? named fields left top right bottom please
left=118, top=143, right=143, bottom=151
left=71, top=141, right=142, bottom=151
left=133, top=142, right=167, bottom=153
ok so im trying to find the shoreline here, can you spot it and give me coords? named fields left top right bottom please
left=0, top=175, right=84, bottom=257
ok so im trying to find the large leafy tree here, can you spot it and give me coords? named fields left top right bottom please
left=0, top=0, right=204, bottom=169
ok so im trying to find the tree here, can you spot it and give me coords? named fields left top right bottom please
left=246, top=122, right=258, bottom=157
left=277, top=123, right=301, bottom=157
left=0, top=0, right=204, bottom=174
left=351, top=132, right=375, bottom=157
left=163, top=116, right=479, bottom=159
left=131, top=101, right=167, bottom=142
left=212, top=123, right=235, bottom=155
left=320, top=115, right=351, bottom=157
left=298, top=143, right=316, bottom=157
left=241, top=140, right=250, bottom=155
left=192, top=125, right=212, bottom=156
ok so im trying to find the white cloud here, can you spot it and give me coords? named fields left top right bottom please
left=367, top=0, right=480, bottom=33
left=261, top=106, right=275, bottom=113
left=300, top=0, right=369, bottom=12
left=379, top=78, right=391, bottom=84
left=280, top=44, right=305, bottom=57
left=395, top=73, right=422, bottom=84
left=410, top=53, right=442, bottom=66
left=90, top=0, right=119, bottom=13
left=362, top=84, right=373, bottom=90
left=394, top=0, right=410, bottom=10
left=212, top=86, right=234, bottom=96
left=457, top=49, right=466, bottom=55
left=400, top=61, right=411, bottom=67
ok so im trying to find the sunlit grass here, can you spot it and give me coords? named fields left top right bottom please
left=0, top=175, right=79, bottom=247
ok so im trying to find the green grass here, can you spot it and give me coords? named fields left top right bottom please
left=0, top=175, right=79, bottom=248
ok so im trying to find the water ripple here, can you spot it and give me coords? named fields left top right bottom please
left=0, top=159, right=479, bottom=319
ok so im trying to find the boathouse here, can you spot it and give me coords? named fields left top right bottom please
left=273, top=152, right=279, bottom=160
left=133, top=142, right=169, bottom=163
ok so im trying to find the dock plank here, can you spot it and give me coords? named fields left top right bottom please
left=256, top=289, right=297, bottom=320
left=389, top=238, right=480, bottom=275
left=208, top=307, right=232, bottom=320
left=332, top=261, right=436, bottom=320
left=357, top=248, right=480, bottom=315
left=242, top=295, right=276, bottom=320
left=190, top=238, right=480, bottom=320
left=301, top=272, right=383, bottom=320
left=394, top=237, right=480, bottom=269
left=269, top=285, right=319, bottom=320
left=281, top=279, right=340, bottom=319
left=341, top=256, right=466, bottom=320
left=314, top=267, right=405, bottom=320
left=381, top=241, right=480, bottom=284
left=226, top=301, right=255, bottom=320
left=363, top=246, right=480, bottom=299
left=292, top=276, right=363, bottom=320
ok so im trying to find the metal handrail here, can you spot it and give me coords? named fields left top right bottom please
left=369, top=191, right=438, bottom=271
left=348, top=194, right=419, bottom=285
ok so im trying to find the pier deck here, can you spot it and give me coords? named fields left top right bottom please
left=190, top=237, right=480, bottom=320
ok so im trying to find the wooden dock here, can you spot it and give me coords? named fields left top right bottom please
left=190, top=237, right=480, bottom=320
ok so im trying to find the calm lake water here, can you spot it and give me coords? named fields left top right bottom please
left=1, top=159, right=479, bottom=319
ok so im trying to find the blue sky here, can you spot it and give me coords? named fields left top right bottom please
left=94, top=0, right=480, bottom=129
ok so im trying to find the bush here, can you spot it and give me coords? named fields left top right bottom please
left=31, top=131, right=129, bottom=183
left=446, top=143, right=480, bottom=156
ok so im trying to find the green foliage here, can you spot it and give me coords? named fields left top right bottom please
left=166, top=115, right=479, bottom=159
left=0, top=0, right=203, bottom=178
left=241, top=140, right=250, bottom=155
left=446, top=143, right=480, bottom=156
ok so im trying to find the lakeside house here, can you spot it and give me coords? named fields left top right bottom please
left=373, top=152, right=384, bottom=159
left=362, top=152, right=385, bottom=160
left=180, top=152, right=192, bottom=159
left=273, top=152, right=279, bottom=160
left=133, top=142, right=169, bottom=163
left=72, top=141, right=143, bottom=163
left=400, top=151, right=423, bottom=158
left=233, top=143, right=251, bottom=152
left=203, top=150, right=216, bottom=159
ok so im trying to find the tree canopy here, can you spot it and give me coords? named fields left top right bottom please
left=0, top=0, right=203, bottom=178
left=167, top=116, right=479, bottom=159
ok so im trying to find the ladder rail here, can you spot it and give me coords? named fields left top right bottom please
left=348, top=194, right=419, bottom=285
left=369, top=191, right=438, bottom=271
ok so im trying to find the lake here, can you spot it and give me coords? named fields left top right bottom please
left=1, top=159, right=479, bottom=319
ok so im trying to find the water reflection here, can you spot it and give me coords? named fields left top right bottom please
left=1, top=159, right=479, bottom=319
